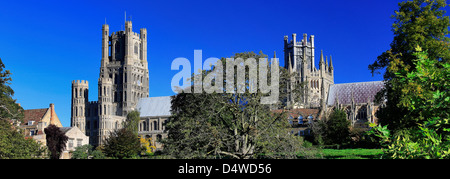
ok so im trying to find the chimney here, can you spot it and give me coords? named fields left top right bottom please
left=50, top=103, right=55, bottom=122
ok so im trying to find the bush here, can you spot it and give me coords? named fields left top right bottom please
left=72, top=144, right=106, bottom=159
left=103, top=128, right=144, bottom=159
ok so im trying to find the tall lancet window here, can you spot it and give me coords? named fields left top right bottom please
left=134, top=42, right=139, bottom=55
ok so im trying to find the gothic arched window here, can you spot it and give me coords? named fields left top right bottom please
left=153, top=121, right=158, bottom=131
left=143, top=121, right=147, bottom=131
left=134, top=42, right=139, bottom=55
left=357, top=105, right=367, bottom=120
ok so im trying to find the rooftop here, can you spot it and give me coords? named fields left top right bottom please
left=327, top=81, right=384, bottom=106
left=136, top=96, right=172, bottom=117
left=23, top=108, right=48, bottom=125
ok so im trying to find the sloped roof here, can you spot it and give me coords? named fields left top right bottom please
left=59, top=127, right=72, bottom=133
left=327, top=81, right=384, bottom=106
left=23, top=108, right=48, bottom=125
left=136, top=96, right=172, bottom=117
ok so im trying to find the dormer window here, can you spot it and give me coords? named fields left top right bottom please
left=308, top=115, right=314, bottom=124
left=28, top=121, right=35, bottom=125
left=298, top=115, right=304, bottom=124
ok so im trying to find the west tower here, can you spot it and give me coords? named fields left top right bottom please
left=71, top=20, right=149, bottom=146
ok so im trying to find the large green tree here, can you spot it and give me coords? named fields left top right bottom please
left=103, top=110, right=144, bottom=159
left=0, top=58, right=44, bottom=159
left=369, top=0, right=450, bottom=132
left=323, top=109, right=351, bottom=145
left=0, top=119, right=45, bottom=159
left=0, top=58, right=23, bottom=124
left=163, top=51, right=314, bottom=159
left=103, top=128, right=144, bottom=159
left=369, top=48, right=450, bottom=159
left=369, top=0, right=449, bottom=78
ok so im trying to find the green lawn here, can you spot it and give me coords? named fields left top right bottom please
left=321, top=148, right=384, bottom=159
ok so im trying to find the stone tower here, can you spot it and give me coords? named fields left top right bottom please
left=284, top=33, right=334, bottom=108
left=71, top=20, right=149, bottom=146
left=71, top=80, right=89, bottom=134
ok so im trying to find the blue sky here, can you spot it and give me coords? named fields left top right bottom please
left=0, top=0, right=409, bottom=127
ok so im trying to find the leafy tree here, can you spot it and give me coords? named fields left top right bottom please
left=163, top=51, right=315, bottom=159
left=103, top=111, right=145, bottom=159
left=45, top=124, right=69, bottom=159
left=0, top=58, right=24, bottom=125
left=124, top=110, right=140, bottom=135
left=324, top=109, right=351, bottom=145
left=369, top=0, right=450, bottom=132
left=368, top=48, right=450, bottom=159
left=369, top=0, right=449, bottom=78
left=103, top=128, right=144, bottom=159
left=71, top=144, right=92, bottom=159
left=71, top=144, right=106, bottom=159
left=0, top=119, right=46, bottom=159
left=0, top=58, right=45, bottom=159
left=311, top=109, right=351, bottom=146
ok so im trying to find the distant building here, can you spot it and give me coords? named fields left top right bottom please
left=284, top=33, right=334, bottom=109
left=272, top=108, right=319, bottom=136
left=136, top=96, right=171, bottom=150
left=59, top=126, right=89, bottom=159
left=21, top=103, right=63, bottom=145
left=283, top=33, right=385, bottom=128
left=22, top=103, right=89, bottom=158
left=325, top=81, right=385, bottom=128
left=71, top=19, right=149, bottom=146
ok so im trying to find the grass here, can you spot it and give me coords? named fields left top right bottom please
left=321, top=148, right=384, bottom=159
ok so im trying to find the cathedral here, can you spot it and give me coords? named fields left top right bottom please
left=71, top=20, right=149, bottom=146
left=283, top=33, right=384, bottom=129
left=70, top=19, right=384, bottom=147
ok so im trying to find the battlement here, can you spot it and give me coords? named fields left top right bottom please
left=100, top=78, right=112, bottom=84
left=131, top=32, right=140, bottom=38
left=111, top=31, right=126, bottom=36
left=110, top=29, right=142, bottom=40
left=284, top=33, right=315, bottom=47
left=72, top=80, right=89, bottom=86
